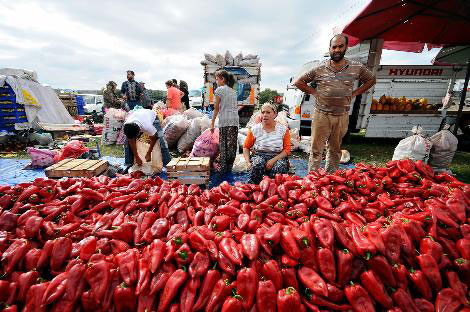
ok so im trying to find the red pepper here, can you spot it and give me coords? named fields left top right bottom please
left=331, top=221, right=356, bottom=253
left=280, top=226, right=301, bottom=259
left=236, top=267, right=257, bottom=310
left=360, top=270, right=393, bottom=309
left=364, top=225, right=386, bottom=255
left=419, top=235, right=443, bottom=263
left=116, top=248, right=138, bottom=286
left=2, top=239, right=30, bottom=274
left=24, top=248, right=41, bottom=271
left=277, top=287, right=301, bottom=312
left=221, top=296, right=243, bottom=312
left=380, top=223, right=401, bottom=264
left=193, top=269, right=221, bottom=311
left=180, top=277, right=201, bottom=312
left=336, top=249, right=353, bottom=286
left=113, top=282, right=137, bottom=312
left=392, top=264, right=409, bottom=290
left=157, top=269, right=187, bottom=312
left=218, top=250, right=236, bottom=276
left=457, top=238, right=470, bottom=259
left=136, top=257, right=150, bottom=295
left=445, top=271, right=467, bottom=305
left=299, top=246, right=318, bottom=270
left=316, top=247, right=336, bottom=283
left=211, top=215, right=232, bottom=231
left=417, top=254, right=442, bottom=291
left=297, top=266, right=328, bottom=297
left=264, top=223, right=282, bottom=245
left=312, top=218, right=334, bottom=249
left=219, top=237, right=242, bottom=266
left=367, top=255, right=397, bottom=287
left=344, top=282, right=375, bottom=312
left=188, top=251, right=210, bottom=278
left=78, top=236, right=97, bottom=262
left=229, top=188, right=250, bottom=201
left=281, top=267, right=299, bottom=290
left=85, top=259, right=111, bottom=304
left=435, top=288, right=462, bottom=312
left=408, top=268, right=433, bottom=301
left=240, top=233, right=259, bottom=261
left=255, top=280, right=276, bottom=312
left=304, top=291, right=351, bottom=311
left=205, top=278, right=233, bottom=312
left=351, top=224, right=376, bottom=257
left=17, top=185, right=40, bottom=202
left=17, top=270, right=39, bottom=302
left=391, top=288, right=420, bottom=312
left=23, top=281, right=49, bottom=312
left=149, top=266, right=172, bottom=295
left=261, top=260, right=283, bottom=291
left=42, top=272, right=67, bottom=305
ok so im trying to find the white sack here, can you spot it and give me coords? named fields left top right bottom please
left=392, top=126, right=433, bottom=162
left=163, top=114, right=190, bottom=147
left=428, top=125, right=458, bottom=170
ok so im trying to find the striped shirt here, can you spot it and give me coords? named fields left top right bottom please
left=244, top=123, right=291, bottom=154
left=215, top=85, right=239, bottom=127
left=302, top=58, right=374, bottom=115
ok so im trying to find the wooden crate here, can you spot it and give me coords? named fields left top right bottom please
left=166, top=157, right=210, bottom=186
left=45, top=158, right=108, bottom=178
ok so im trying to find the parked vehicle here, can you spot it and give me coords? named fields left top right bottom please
left=202, top=61, right=261, bottom=126
left=189, top=89, right=203, bottom=108
left=78, top=94, right=104, bottom=114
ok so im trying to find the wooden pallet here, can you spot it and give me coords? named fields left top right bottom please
left=166, top=157, right=210, bottom=186
left=45, top=158, right=108, bottom=178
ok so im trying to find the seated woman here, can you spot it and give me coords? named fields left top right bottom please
left=243, top=103, right=291, bottom=184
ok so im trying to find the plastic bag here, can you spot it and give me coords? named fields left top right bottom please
left=225, top=50, right=234, bottom=66
left=161, top=108, right=180, bottom=118
left=428, top=125, right=458, bottom=170
left=57, top=140, right=89, bottom=161
left=102, top=108, right=126, bottom=145
left=215, top=54, right=226, bottom=66
left=275, top=111, right=289, bottom=127
left=290, top=128, right=300, bottom=151
left=183, top=108, right=204, bottom=120
left=27, top=147, right=57, bottom=168
left=246, top=112, right=261, bottom=128
left=204, top=53, right=216, bottom=63
left=163, top=114, right=190, bottom=147
left=177, top=118, right=203, bottom=153
left=199, top=116, right=211, bottom=132
left=232, top=154, right=248, bottom=173
left=129, top=138, right=163, bottom=175
left=191, top=128, right=220, bottom=158
left=392, top=126, right=433, bottom=162
left=243, top=54, right=258, bottom=60
left=234, top=52, right=243, bottom=66
left=238, top=133, right=247, bottom=149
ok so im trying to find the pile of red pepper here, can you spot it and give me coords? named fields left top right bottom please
left=0, top=159, right=469, bottom=312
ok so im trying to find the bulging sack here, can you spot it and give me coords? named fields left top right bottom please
left=191, top=128, right=220, bottom=158
left=392, top=126, right=432, bottom=162
left=177, top=117, right=203, bottom=153
left=129, top=138, right=163, bottom=175
left=183, top=108, right=204, bottom=120
left=225, top=50, right=234, bottom=66
left=27, top=147, right=56, bottom=168
left=428, top=126, right=458, bottom=170
left=102, top=108, right=126, bottom=145
left=232, top=154, right=248, bottom=173
left=163, top=115, right=190, bottom=147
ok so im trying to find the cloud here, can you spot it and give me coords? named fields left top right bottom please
left=0, top=0, right=439, bottom=93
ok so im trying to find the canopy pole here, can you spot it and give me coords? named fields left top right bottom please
left=453, top=58, right=470, bottom=135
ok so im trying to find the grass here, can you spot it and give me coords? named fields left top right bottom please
left=11, top=132, right=470, bottom=183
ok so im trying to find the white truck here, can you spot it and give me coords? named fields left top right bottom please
left=202, top=64, right=261, bottom=126
left=285, top=41, right=469, bottom=138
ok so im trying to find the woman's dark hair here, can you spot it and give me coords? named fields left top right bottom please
left=172, top=79, right=178, bottom=85
left=179, top=80, right=188, bottom=91
left=123, top=123, right=140, bottom=139
left=215, top=70, right=236, bottom=88
left=165, top=80, right=173, bottom=87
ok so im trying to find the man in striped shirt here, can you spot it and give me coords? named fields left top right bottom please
left=294, top=34, right=376, bottom=172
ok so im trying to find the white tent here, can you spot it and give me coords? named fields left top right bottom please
left=0, top=68, right=75, bottom=127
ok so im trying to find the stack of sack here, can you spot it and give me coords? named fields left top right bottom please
left=201, top=51, right=260, bottom=67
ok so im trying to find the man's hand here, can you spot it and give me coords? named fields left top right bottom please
left=266, top=159, right=276, bottom=171
left=145, top=152, right=152, bottom=163
left=135, top=156, right=143, bottom=166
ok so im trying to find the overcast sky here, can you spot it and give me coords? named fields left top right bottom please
left=0, top=0, right=441, bottom=92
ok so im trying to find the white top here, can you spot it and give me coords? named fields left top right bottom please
left=124, top=109, right=157, bottom=136
left=251, top=122, right=288, bottom=153
left=215, top=85, right=239, bottom=127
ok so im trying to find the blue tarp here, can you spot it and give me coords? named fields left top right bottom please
left=0, top=157, right=354, bottom=187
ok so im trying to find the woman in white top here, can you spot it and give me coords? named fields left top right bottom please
left=243, top=103, right=291, bottom=184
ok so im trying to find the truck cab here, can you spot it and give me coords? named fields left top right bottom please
left=78, top=94, right=104, bottom=114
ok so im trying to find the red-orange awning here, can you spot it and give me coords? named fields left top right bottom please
left=343, top=0, right=470, bottom=52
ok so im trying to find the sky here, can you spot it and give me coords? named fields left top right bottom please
left=0, top=0, right=441, bottom=92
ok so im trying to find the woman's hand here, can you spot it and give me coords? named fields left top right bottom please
left=266, top=159, right=276, bottom=170
left=210, top=123, right=215, bottom=133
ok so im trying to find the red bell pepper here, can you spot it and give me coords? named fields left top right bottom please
left=205, top=278, right=233, bottom=312
left=261, top=260, right=283, bottom=291
left=417, top=254, right=442, bottom=291
left=23, top=281, right=49, bottom=312
left=312, top=218, right=334, bottom=249
left=180, top=277, right=201, bottom=312
left=113, top=282, right=137, bottom=312
left=380, top=223, right=401, bottom=264
left=297, top=266, right=328, bottom=297
left=218, top=250, right=236, bottom=276
left=392, top=264, right=409, bottom=290
left=236, top=268, right=257, bottom=310
left=281, top=267, right=299, bottom=290
left=24, top=248, right=41, bottom=271
left=445, top=271, right=467, bottom=305
left=360, top=270, right=393, bottom=309
left=193, top=269, right=221, bottom=311
left=136, top=257, right=150, bottom=295
left=367, top=255, right=397, bottom=287
left=457, top=237, right=470, bottom=259
left=317, top=247, right=336, bottom=283
left=241, top=233, right=259, bottom=261
left=1, top=239, right=30, bottom=274
left=435, top=288, right=462, bottom=312
left=189, top=251, right=210, bottom=278
left=256, top=280, right=276, bottom=312
left=304, top=291, right=352, bottom=311
left=344, top=282, right=375, bottom=312
left=42, top=272, right=67, bottom=305
left=85, top=259, right=111, bottom=304
left=280, top=226, right=301, bottom=259
left=116, top=248, right=138, bottom=286
left=277, top=287, right=301, bottom=312
left=331, top=221, right=356, bottom=253
left=157, top=269, right=187, bottom=312
left=391, top=288, right=420, bottom=312
left=408, top=268, right=433, bottom=301
left=351, top=224, right=376, bottom=257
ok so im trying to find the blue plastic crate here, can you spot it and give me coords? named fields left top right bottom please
left=0, top=95, right=16, bottom=102
left=0, top=102, right=23, bottom=109
left=0, top=110, right=27, bottom=123
left=0, top=122, right=17, bottom=131
left=1, top=107, right=25, bottom=115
